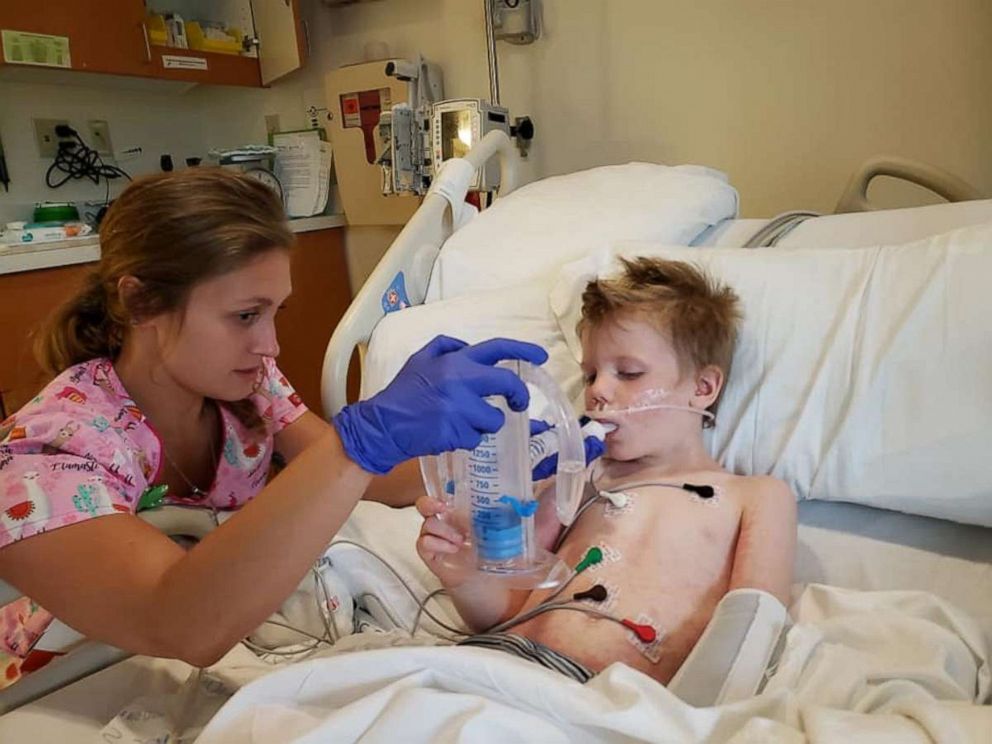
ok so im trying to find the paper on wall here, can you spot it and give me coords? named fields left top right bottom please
left=273, top=131, right=331, bottom=217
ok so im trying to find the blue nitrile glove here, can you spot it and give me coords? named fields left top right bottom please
left=333, top=335, right=549, bottom=474
left=530, top=416, right=607, bottom=481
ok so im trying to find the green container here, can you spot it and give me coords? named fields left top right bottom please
left=33, top=201, right=79, bottom=223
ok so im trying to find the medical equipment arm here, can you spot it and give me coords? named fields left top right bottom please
left=321, top=130, right=520, bottom=417
left=727, top=477, right=797, bottom=607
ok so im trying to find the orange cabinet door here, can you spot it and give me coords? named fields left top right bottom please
left=0, top=0, right=151, bottom=77
left=0, top=262, right=93, bottom=416
left=275, top=229, right=358, bottom=414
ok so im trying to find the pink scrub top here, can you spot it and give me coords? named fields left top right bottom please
left=0, top=355, right=307, bottom=688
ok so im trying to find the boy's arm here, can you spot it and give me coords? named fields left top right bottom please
left=444, top=580, right=532, bottom=632
left=728, top=477, right=797, bottom=607
left=448, top=478, right=566, bottom=629
left=416, top=495, right=536, bottom=632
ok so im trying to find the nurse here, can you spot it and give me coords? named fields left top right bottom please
left=0, top=168, right=546, bottom=687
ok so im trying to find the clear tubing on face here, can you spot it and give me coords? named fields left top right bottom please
left=584, top=387, right=714, bottom=423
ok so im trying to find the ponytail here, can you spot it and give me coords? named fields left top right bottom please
left=35, top=271, right=125, bottom=377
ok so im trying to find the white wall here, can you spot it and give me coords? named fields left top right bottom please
left=320, top=0, right=992, bottom=216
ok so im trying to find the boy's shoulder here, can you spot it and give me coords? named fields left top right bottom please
left=722, top=472, right=795, bottom=511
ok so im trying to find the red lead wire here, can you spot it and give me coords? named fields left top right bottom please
left=621, top=619, right=657, bottom=644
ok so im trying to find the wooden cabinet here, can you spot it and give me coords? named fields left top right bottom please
left=275, top=228, right=358, bottom=413
left=0, top=0, right=305, bottom=88
left=0, top=1, right=149, bottom=78
left=0, top=261, right=92, bottom=418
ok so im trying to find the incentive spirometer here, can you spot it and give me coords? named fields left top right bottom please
left=420, top=361, right=584, bottom=589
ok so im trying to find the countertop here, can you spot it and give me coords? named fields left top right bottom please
left=0, top=214, right=347, bottom=276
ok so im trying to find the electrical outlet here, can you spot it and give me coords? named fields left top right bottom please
left=33, top=118, right=72, bottom=158
left=87, top=120, right=113, bottom=156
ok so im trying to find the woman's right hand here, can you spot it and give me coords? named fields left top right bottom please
left=332, top=335, right=548, bottom=474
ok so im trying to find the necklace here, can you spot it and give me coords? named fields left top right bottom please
left=160, top=407, right=219, bottom=500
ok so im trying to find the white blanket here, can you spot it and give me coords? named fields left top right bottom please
left=198, top=585, right=991, bottom=744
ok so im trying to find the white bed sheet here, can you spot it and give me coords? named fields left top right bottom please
left=197, top=582, right=991, bottom=744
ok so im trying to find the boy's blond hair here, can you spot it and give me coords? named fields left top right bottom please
left=579, top=257, right=742, bottom=424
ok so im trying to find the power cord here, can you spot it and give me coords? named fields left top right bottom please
left=45, top=125, right=131, bottom=201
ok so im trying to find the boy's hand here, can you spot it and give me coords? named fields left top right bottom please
left=415, top=495, right=474, bottom=588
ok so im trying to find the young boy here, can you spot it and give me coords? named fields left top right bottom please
left=417, top=256, right=797, bottom=685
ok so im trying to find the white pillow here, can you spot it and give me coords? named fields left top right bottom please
left=549, top=225, right=992, bottom=527
left=362, top=278, right=580, bottom=403
left=425, top=163, right=738, bottom=301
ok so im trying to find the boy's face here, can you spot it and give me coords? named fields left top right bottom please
left=581, top=313, right=715, bottom=462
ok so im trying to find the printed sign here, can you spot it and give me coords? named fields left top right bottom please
left=162, top=55, right=208, bottom=71
left=1, top=30, right=71, bottom=68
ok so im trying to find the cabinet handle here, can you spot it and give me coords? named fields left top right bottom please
left=140, top=22, right=152, bottom=63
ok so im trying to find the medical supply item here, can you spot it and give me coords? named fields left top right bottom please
left=165, top=13, right=188, bottom=49
left=431, top=99, right=510, bottom=191
left=1, top=221, right=92, bottom=245
left=492, top=0, right=541, bottom=45
left=325, top=57, right=441, bottom=225
left=185, top=21, right=243, bottom=56
left=327, top=38, right=532, bottom=217
left=420, top=360, right=585, bottom=589
left=529, top=417, right=608, bottom=481
left=586, top=387, right=715, bottom=423
left=32, top=201, right=78, bottom=222
left=485, top=546, right=659, bottom=644
left=333, top=336, right=547, bottom=475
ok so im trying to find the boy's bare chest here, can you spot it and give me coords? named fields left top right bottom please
left=561, top=485, right=743, bottom=590
left=516, top=485, right=745, bottom=682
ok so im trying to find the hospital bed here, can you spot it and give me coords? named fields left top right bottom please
left=2, top=135, right=990, bottom=741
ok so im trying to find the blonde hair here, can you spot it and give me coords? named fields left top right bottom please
left=35, top=168, right=293, bottom=428
left=579, top=256, right=742, bottom=423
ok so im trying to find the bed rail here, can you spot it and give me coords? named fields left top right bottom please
left=835, top=155, right=984, bottom=213
left=320, top=130, right=521, bottom=417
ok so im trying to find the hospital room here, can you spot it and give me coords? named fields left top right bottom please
left=0, top=0, right=990, bottom=741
